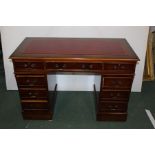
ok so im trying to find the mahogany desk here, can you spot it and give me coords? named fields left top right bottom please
left=10, top=38, right=139, bottom=121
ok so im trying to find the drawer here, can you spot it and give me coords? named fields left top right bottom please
left=46, top=62, right=102, bottom=71
left=19, top=89, right=48, bottom=100
left=14, top=61, right=44, bottom=72
left=22, top=109, right=52, bottom=120
left=98, top=101, right=127, bottom=112
left=103, top=63, right=136, bottom=74
left=16, top=75, right=47, bottom=88
left=102, top=77, right=133, bottom=90
left=21, top=100, right=49, bottom=109
left=99, top=90, right=130, bottom=101
left=97, top=112, right=127, bottom=121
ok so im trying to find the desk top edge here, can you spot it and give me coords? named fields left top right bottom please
left=10, top=37, right=140, bottom=62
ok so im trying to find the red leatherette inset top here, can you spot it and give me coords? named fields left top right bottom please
left=10, top=38, right=139, bottom=61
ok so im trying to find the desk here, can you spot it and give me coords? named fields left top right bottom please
left=10, top=38, right=139, bottom=121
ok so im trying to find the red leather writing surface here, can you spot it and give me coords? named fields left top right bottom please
left=22, top=38, right=127, bottom=55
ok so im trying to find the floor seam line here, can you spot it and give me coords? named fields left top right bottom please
left=145, top=109, right=155, bottom=128
left=25, top=121, right=31, bottom=129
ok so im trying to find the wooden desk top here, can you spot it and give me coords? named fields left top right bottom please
left=10, top=37, right=139, bottom=62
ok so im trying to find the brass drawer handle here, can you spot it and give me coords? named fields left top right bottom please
left=89, top=64, right=93, bottom=69
left=24, top=63, right=36, bottom=68
left=113, top=65, right=118, bottom=70
left=62, top=64, right=66, bottom=68
left=30, top=63, right=36, bottom=68
left=118, top=81, right=122, bottom=85
left=28, top=92, right=33, bottom=96
left=82, top=64, right=93, bottom=69
left=110, top=93, right=120, bottom=99
left=26, top=79, right=37, bottom=85
left=112, top=80, right=122, bottom=85
left=28, top=92, right=39, bottom=98
left=120, top=65, right=126, bottom=69
left=26, top=79, right=30, bottom=83
left=82, top=64, right=86, bottom=69
left=112, top=64, right=126, bottom=70
left=55, top=64, right=59, bottom=68
left=116, top=92, right=120, bottom=96
left=24, top=63, right=28, bottom=68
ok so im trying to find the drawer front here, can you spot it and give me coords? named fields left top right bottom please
left=21, top=100, right=49, bottom=109
left=19, top=89, right=48, bottom=100
left=103, top=77, right=133, bottom=90
left=16, top=75, right=47, bottom=88
left=46, top=62, right=102, bottom=71
left=97, top=112, right=127, bottom=121
left=103, top=63, right=136, bottom=74
left=98, top=101, right=127, bottom=112
left=14, top=61, right=44, bottom=72
left=100, top=91, right=130, bottom=101
left=22, top=109, right=52, bottom=120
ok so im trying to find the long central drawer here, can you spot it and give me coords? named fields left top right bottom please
left=46, top=62, right=102, bottom=71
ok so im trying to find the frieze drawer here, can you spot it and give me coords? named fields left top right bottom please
left=103, top=63, right=136, bottom=74
left=14, top=61, right=44, bottom=72
left=46, top=62, right=102, bottom=71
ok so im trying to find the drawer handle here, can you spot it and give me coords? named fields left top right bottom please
left=112, top=80, right=122, bottom=85
left=62, top=64, right=66, bottom=68
left=82, top=64, right=86, bottom=69
left=116, top=92, right=120, bottom=97
left=108, top=105, right=118, bottom=110
left=112, top=80, right=117, bottom=85
left=26, top=79, right=37, bottom=84
left=28, top=92, right=38, bottom=98
left=26, top=79, right=30, bottom=83
left=89, top=64, right=93, bottom=69
left=24, top=63, right=28, bottom=68
left=24, top=63, right=36, bottom=68
left=113, top=65, right=118, bottom=70
left=110, top=93, right=120, bottom=99
left=28, top=92, right=33, bottom=97
left=120, top=65, right=126, bottom=69
left=30, top=63, right=36, bottom=68
left=55, top=64, right=59, bottom=68
left=118, top=81, right=122, bottom=85
left=112, top=64, right=127, bottom=70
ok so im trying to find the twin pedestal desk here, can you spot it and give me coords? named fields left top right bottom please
left=10, top=38, right=139, bottom=121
